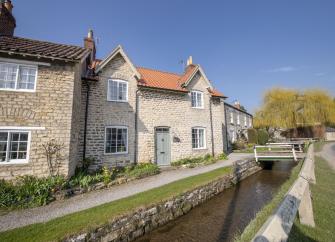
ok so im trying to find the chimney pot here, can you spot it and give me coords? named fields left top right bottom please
left=186, top=56, right=193, bottom=66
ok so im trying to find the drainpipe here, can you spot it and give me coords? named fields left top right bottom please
left=83, top=81, right=90, bottom=161
left=134, top=89, right=140, bottom=164
left=209, top=96, right=215, bottom=157
left=224, top=103, right=229, bottom=153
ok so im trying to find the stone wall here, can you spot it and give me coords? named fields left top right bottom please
left=137, top=72, right=226, bottom=163
left=65, top=159, right=261, bottom=242
left=80, top=53, right=137, bottom=169
left=225, top=103, right=253, bottom=150
left=0, top=60, right=79, bottom=179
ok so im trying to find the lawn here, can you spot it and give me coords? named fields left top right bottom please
left=0, top=166, right=232, bottom=242
left=233, top=160, right=303, bottom=242
left=288, top=156, right=335, bottom=242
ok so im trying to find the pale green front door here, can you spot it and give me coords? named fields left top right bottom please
left=155, top=128, right=171, bottom=166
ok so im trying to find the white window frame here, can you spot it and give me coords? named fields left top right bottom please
left=230, top=112, right=234, bottom=124
left=244, top=116, right=247, bottom=127
left=191, top=90, right=204, bottom=109
left=237, top=114, right=240, bottom=125
left=104, top=126, right=128, bottom=155
left=192, top=127, right=206, bottom=150
left=0, top=129, right=31, bottom=165
left=249, top=117, right=252, bottom=127
left=0, top=62, right=38, bottom=92
left=107, top=79, right=128, bottom=102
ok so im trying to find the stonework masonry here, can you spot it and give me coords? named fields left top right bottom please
left=0, top=60, right=83, bottom=180
left=65, top=159, right=262, bottom=242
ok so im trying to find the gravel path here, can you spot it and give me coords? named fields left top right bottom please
left=0, top=153, right=252, bottom=232
left=317, top=142, right=335, bottom=170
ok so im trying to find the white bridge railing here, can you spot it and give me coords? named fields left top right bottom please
left=252, top=143, right=316, bottom=242
left=254, top=144, right=298, bottom=162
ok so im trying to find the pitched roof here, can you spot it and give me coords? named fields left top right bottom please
left=208, top=88, right=227, bottom=98
left=137, top=67, right=188, bottom=92
left=137, top=66, right=226, bottom=98
left=0, top=36, right=90, bottom=61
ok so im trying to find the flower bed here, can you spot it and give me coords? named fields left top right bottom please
left=171, top=153, right=228, bottom=168
left=0, top=163, right=160, bottom=209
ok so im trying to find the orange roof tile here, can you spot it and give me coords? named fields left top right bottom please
left=137, top=67, right=188, bottom=92
left=136, top=66, right=226, bottom=98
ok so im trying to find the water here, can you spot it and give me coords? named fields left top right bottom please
left=136, top=160, right=296, bottom=242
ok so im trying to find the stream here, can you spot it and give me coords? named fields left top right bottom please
left=136, top=160, right=296, bottom=242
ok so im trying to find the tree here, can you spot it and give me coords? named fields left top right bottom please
left=254, top=88, right=335, bottom=129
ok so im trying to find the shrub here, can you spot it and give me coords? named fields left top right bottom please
left=257, top=129, right=269, bottom=145
left=125, top=163, right=160, bottom=178
left=216, top=152, right=228, bottom=160
left=101, top=166, right=112, bottom=185
left=232, top=139, right=246, bottom=150
left=247, top=128, right=258, bottom=144
left=0, top=175, right=67, bottom=208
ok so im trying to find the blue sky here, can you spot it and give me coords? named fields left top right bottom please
left=14, top=0, right=335, bottom=113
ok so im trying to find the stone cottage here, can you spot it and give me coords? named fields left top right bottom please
left=81, top=49, right=228, bottom=168
left=0, top=0, right=253, bottom=179
left=224, top=101, right=253, bottom=151
left=0, top=0, right=93, bottom=179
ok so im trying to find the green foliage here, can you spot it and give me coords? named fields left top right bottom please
left=101, top=166, right=112, bottom=185
left=232, top=140, right=247, bottom=150
left=172, top=153, right=227, bottom=167
left=217, top=153, right=228, bottom=160
left=254, top=88, right=335, bottom=129
left=247, top=128, right=258, bottom=143
left=0, top=166, right=232, bottom=242
left=257, top=129, right=269, bottom=145
left=0, top=175, right=67, bottom=208
left=124, top=163, right=160, bottom=179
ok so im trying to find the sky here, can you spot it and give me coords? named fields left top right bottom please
left=13, top=0, right=335, bottom=113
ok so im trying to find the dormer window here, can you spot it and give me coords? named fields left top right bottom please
left=0, top=62, right=37, bottom=91
left=107, top=79, right=128, bottom=102
left=191, top=90, right=203, bottom=108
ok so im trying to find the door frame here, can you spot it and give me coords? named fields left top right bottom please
left=154, top=126, right=171, bottom=166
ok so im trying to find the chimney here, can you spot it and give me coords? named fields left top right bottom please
left=0, top=0, right=16, bottom=36
left=84, top=29, right=96, bottom=61
left=234, top=100, right=241, bottom=109
left=4, top=0, right=12, bottom=12
left=186, top=56, right=193, bottom=66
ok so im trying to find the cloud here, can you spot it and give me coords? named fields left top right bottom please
left=265, top=66, right=297, bottom=73
left=315, top=72, right=327, bottom=76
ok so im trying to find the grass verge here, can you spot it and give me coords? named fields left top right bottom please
left=313, top=141, right=325, bottom=153
left=288, top=156, right=335, bottom=241
left=233, top=161, right=303, bottom=241
left=0, top=166, right=232, bottom=242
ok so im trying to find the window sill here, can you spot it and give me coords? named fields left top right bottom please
left=0, top=88, right=36, bottom=93
left=192, top=148, right=208, bottom=151
left=107, top=100, right=129, bottom=103
left=104, top=152, right=129, bottom=155
left=191, top=107, right=204, bottom=109
left=0, top=160, right=29, bottom=165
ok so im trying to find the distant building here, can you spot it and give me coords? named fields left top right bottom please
left=224, top=101, right=253, bottom=151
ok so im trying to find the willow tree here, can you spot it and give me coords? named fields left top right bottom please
left=254, top=88, right=335, bottom=129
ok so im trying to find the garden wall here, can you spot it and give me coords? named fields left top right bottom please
left=65, top=159, right=262, bottom=242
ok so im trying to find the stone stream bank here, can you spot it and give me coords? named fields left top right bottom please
left=65, top=159, right=261, bottom=242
